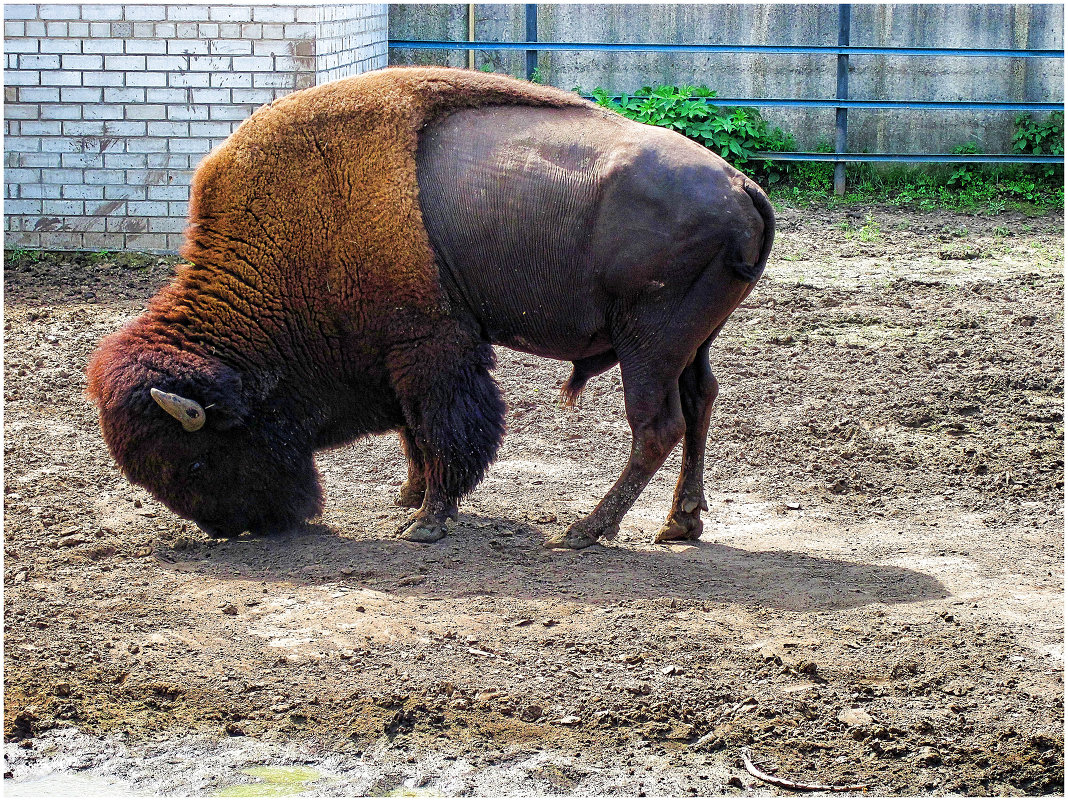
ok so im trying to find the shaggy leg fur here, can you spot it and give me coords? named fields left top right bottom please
left=394, top=340, right=505, bottom=543
left=396, top=428, right=427, bottom=508
left=655, top=341, right=719, bottom=542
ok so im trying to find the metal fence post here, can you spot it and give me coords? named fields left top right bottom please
left=526, top=4, right=538, bottom=81
left=834, top=4, right=851, bottom=195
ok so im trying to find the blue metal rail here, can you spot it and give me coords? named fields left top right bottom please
left=390, top=40, right=1063, bottom=59
left=390, top=9, right=1065, bottom=188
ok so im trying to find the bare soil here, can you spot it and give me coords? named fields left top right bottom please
left=4, top=203, right=1064, bottom=796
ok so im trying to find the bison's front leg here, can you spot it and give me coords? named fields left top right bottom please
left=391, top=340, right=506, bottom=544
left=395, top=428, right=427, bottom=508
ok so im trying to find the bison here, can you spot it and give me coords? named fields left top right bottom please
left=87, top=66, right=773, bottom=549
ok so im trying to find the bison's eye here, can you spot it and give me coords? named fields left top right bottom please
left=188, top=461, right=204, bottom=479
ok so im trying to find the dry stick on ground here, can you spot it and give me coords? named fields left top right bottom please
left=740, top=747, right=868, bottom=793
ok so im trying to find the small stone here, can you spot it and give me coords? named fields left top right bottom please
left=219, top=604, right=238, bottom=616
left=916, top=746, right=942, bottom=766
left=556, top=715, right=581, bottom=725
left=838, top=707, right=874, bottom=727
left=57, top=534, right=88, bottom=548
left=660, top=665, right=680, bottom=676
left=519, top=704, right=543, bottom=722
left=54, top=683, right=71, bottom=697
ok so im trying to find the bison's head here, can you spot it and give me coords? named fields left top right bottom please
left=87, top=336, right=323, bottom=538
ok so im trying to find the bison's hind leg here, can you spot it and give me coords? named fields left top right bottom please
left=392, top=340, right=505, bottom=543
left=559, top=351, right=618, bottom=407
left=654, top=338, right=718, bottom=543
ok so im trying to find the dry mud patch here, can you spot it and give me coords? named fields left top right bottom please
left=3, top=204, right=1064, bottom=795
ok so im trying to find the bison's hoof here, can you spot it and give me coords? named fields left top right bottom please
left=654, top=512, right=703, bottom=543
left=544, top=520, right=615, bottom=550
left=395, top=482, right=426, bottom=508
left=401, top=520, right=447, bottom=543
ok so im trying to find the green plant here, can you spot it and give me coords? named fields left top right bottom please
left=590, top=84, right=796, bottom=183
left=1013, top=111, right=1064, bottom=174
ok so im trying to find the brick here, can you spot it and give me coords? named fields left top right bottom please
left=210, top=6, right=252, bottom=23
left=252, top=39, right=293, bottom=57
left=147, top=184, right=189, bottom=201
left=18, top=184, right=62, bottom=199
left=168, top=201, right=189, bottom=217
left=210, top=39, right=253, bottom=55
left=58, top=85, right=101, bottom=102
left=82, top=71, right=126, bottom=87
left=104, top=87, right=145, bottom=103
left=104, top=184, right=137, bottom=199
left=23, top=20, right=46, bottom=37
left=43, top=199, right=84, bottom=215
left=294, top=7, right=318, bottom=23
left=68, top=21, right=89, bottom=37
left=62, top=54, right=104, bottom=71
left=39, top=5, right=81, bottom=21
left=21, top=120, right=63, bottom=136
left=167, top=105, right=208, bottom=121
left=89, top=22, right=111, bottom=37
left=252, top=72, right=294, bottom=89
left=209, top=104, right=255, bottom=121
left=103, top=120, right=146, bottom=137
left=3, top=6, right=38, bottom=21
left=104, top=54, right=146, bottom=71
left=18, top=152, right=63, bottom=168
left=197, top=23, right=219, bottom=38
left=168, top=6, right=207, bottom=22
left=62, top=184, right=104, bottom=199
left=155, top=23, right=176, bottom=38
left=133, top=23, right=156, bottom=38
left=168, top=72, right=210, bottom=88
left=110, top=21, right=132, bottom=37
left=189, top=55, right=232, bottom=71
left=82, top=39, right=124, bottom=54
left=80, top=103, right=123, bottom=120
left=3, top=38, right=38, bottom=53
left=218, top=23, right=243, bottom=39
left=146, top=55, right=192, bottom=72
left=231, top=88, right=275, bottom=104
left=240, top=23, right=262, bottom=38
left=124, top=138, right=169, bottom=154
left=126, top=200, right=169, bottom=216
left=169, top=138, right=212, bottom=154
left=125, top=39, right=168, bottom=55
left=5, top=20, right=25, bottom=36
left=125, top=72, right=168, bottom=87
left=174, top=22, right=199, bottom=38
left=39, top=104, right=81, bottom=120
left=126, top=104, right=169, bottom=120
left=124, top=5, right=166, bottom=22
left=146, top=153, right=190, bottom=169
left=81, top=5, right=123, bottom=21
left=6, top=168, right=41, bottom=184
left=147, top=120, right=189, bottom=137
left=5, top=70, right=40, bottom=86
left=260, top=24, right=285, bottom=39
left=104, top=153, right=148, bottom=168
left=168, top=38, right=209, bottom=55
left=189, top=87, right=231, bottom=104
left=232, top=55, right=274, bottom=72
left=39, top=37, right=82, bottom=54
left=145, top=87, right=187, bottom=103
left=50, top=71, right=83, bottom=86
left=61, top=152, right=105, bottom=169
left=253, top=6, right=295, bottom=23
left=42, top=231, right=85, bottom=250
left=62, top=119, right=106, bottom=136
left=5, top=199, right=43, bottom=215
left=5, top=104, right=41, bottom=119
left=149, top=216, right=188, bottom=233
left=211, top=72, right=252, bottom=89
left=189, top=121, right=235, bottom=138
left=84, top=169, right=125, bottom=184
left=45, top=21, right=68, bottom=37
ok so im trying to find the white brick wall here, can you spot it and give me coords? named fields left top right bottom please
left=5, top=3, right=389, bottom=253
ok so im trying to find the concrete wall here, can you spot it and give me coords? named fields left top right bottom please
left=4, top=3, right=388, bottom=253
left=389, top=3, right=1064, bottom=154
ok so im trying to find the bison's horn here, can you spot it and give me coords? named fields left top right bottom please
left=150, top=387, right=206, bottom=432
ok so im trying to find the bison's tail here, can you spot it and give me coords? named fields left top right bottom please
left=731, top=179, right=775, bottom=284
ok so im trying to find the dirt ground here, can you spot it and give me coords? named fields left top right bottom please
left=3, top=203, right=1064, bottom=796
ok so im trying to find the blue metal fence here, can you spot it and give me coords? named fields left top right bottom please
left=389, top=4, right=1064, bottom=191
